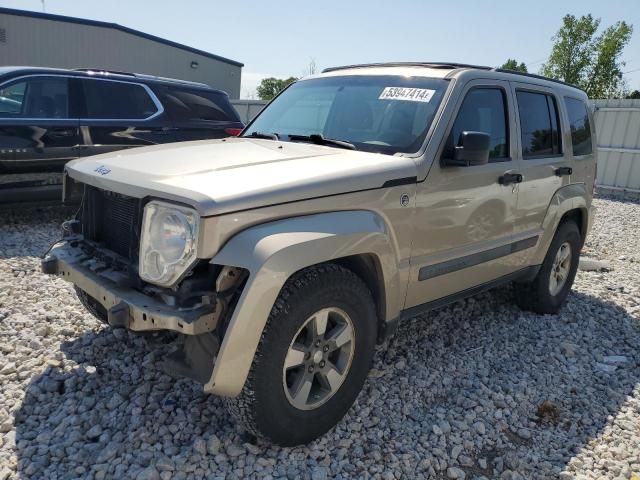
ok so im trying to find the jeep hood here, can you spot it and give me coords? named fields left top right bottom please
left=66, top=137, right=417, bottom=216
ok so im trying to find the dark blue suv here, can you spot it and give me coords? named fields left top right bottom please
left=0, top=67, right=244, bottom=203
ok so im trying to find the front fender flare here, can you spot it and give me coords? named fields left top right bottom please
left=204, top=210, right=401, bottom=397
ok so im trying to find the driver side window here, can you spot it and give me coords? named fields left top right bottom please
left=443, top=88, right=509, bottom=162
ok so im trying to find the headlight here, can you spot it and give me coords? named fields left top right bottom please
left=139, top=201, right=200, bottom=286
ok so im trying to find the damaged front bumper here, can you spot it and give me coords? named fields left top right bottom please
left=42, top=241, right=218, bottom=335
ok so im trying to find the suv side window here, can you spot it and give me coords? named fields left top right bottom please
left=80, top=79, right=158, bottom=119
left=0, top=76, right=69, bottom=118
left=163, top=87, right=240, bottom=122
left=564, top=97, right=593, bottom=156
left=0, top=81, right=26, bottom=115
left=516, top=90, right=562, bottom=158
left=444, top=88, right=509, bottom=161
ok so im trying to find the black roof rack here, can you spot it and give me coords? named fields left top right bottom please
left=493, top=68, right=583, bottom=91
left=321, top=62, right=584, bottom=92
left=322, top=62, right=493, bottom=73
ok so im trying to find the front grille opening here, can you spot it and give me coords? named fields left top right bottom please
left=81, top=186, right=142, bottom=262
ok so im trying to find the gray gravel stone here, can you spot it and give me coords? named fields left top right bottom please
left=85, top=424, right=102, bottom=440
left=226, top=444, right=245, bottom=458
left=136, top=466, right=160, bottom=480
left=447, top=466, right=466, bottom=479
left=206, top=435, right=221, bottom=455
left=578, top=257, right=611, bottom=272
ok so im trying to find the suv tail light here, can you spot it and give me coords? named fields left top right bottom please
left=224, top=127, right=243, bottom=136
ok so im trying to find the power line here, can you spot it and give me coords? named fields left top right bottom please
left=526, top=58, right=547, bottom=67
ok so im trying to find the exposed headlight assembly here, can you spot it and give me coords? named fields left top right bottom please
left=139, top=201, right=200, bottom=287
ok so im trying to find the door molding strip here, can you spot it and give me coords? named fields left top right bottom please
left=418, top=235, right=539, bottom=281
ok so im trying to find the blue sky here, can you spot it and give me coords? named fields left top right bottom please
left=3, top=0, right=639, bottom=97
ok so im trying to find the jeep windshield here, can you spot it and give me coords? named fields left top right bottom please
left=243, top=75, right=449, bottom=155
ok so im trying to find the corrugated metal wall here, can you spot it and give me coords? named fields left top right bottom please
left=230, top=100, right=267, bottom=123
left=0, top=12, right=242, bottom=98
left=593, top=99, right=640, bottom=194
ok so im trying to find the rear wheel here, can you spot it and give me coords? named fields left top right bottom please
left=514, top=221, right=581, bottom=314
left=224, top=263, right=377, bottom=446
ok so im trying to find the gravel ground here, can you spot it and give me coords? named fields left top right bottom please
left=0, top=197, right=639, bottom=480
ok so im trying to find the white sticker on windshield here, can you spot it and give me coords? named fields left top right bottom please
left=379, top=87, right=436, bottom=103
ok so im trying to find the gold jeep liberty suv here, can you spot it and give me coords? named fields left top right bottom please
left=43, top=62, right=596, bottom=446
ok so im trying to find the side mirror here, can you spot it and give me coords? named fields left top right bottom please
left=443, top=131, right=491, bottom=167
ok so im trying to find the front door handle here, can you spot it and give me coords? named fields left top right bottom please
left=555, top=167, right=573, bottom=176
left=499, top=172, right=523, bottom=185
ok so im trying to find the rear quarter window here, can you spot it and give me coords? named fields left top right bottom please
left=164, top=88, right=240, bottom=123
left=81, top=79, right=158, bottom=119
left=564, top=97, right=593, bottom=156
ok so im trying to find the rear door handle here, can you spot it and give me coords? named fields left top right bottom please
left=499, top=172, right=523, bottom=185
left=555, top=167, right=573, bottom=176
left=49, top=128, right=76, bottom=138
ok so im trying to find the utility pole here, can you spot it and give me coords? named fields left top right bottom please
left=41, top=0, right=46, bottom=12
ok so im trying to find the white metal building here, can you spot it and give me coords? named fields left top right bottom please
left=0, top=7, right=243, bottom=98
left=594, top=99, right=640, bottom=197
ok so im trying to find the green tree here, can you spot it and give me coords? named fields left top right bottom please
left=500, top=59, right=528, bottom=72
left=256, top=77, right=298, bottom=100
left=626, top=89, right=640, bottom=99
left=541, top=14, right=633, bottom=98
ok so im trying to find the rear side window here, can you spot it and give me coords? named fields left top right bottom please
left=444, top=87, right=509, bottom=161
left=0, top=76, right=69, bottom=118
left=163, top=88, right=240, bottom=122
left=81, top=79, right=158, bottom=119
left=564, top=97, right=593, bottom=156
left=516, top=91, right=562, bottom=158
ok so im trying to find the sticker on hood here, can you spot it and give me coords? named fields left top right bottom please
left=379, top=87, right=436, bottom=102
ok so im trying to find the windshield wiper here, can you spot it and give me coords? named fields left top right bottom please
left=247, top=131, right=279, bottom=140
left=287, top=134, right=356, bottom=150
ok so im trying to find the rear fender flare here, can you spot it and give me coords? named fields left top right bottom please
left=533, top=183, right=590, bottom=265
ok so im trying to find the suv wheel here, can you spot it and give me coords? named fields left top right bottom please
left=514, top=221, right=581, bottom=314
left=224, top=264, right=377, bottom=446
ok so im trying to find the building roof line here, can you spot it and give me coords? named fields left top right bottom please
left=0, top=7, right=244, bottom=68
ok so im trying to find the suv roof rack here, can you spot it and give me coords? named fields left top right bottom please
left=493, top=68, right=584, bottom=91
left=322, top=62, right=493, bottom=73
left=73, top=68, right=211, bottom=89
left=73, top=68, right=136, bottom=77
left=321, top=62, right=585, bottom=92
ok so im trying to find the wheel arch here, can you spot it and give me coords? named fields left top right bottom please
left=204, top=210, right=403, bottom=397
left=532, top=183, right=592, bottom=265
left=558, top=206, right=588, bottom=246
left=332, top=253, right=391, bottom=343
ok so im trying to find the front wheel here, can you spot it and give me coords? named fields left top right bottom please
left=514, top=221, right=581, bottom=314
left=224, top=264, right=377, bottom=446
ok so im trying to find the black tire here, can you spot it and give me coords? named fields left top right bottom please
left=224, top=263, right=377, bottom=446
left=74, top=286, right=108, bottom=323
left=514, top=220, right=581, bottom=314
